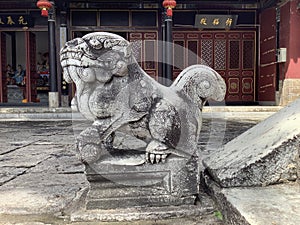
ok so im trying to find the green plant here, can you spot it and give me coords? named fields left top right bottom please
left=214, top=210, right=224, bottom=220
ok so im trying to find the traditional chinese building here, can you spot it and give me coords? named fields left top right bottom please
left=0, top=0, right=299, bottom=106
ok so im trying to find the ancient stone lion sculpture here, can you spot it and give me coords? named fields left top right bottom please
left=60, top=32, right=226, bottom=166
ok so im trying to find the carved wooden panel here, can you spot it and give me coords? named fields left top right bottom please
left=173, top=40, right=185, bottom=71
left=201, top=39, right=213, bottom=67
left=229, top=40, right=240, bottom=69
left=214, top=40, right=226, bottom=70
left=187, top=40, right=198, bottom=67
left=243, top=40, right=254, bottom=69
left=173, top=31, right=256, bottom=102
left=129, top=31, right=158, bottom=79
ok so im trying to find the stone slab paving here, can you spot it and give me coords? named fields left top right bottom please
left=223, top=183, right=300, bottom=225
left=0, top=121, right=89, bottom=220
left=0, top=113, right=281, bottom=225
left=206, top=179, right=300, bottom=225
left=0, top=119, right=231, bottom=224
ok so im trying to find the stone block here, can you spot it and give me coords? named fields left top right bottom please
left=85, top=155, right=200, bottom=210
left=48, top=92, right=59, bottom=108
left=205, top=177, right=300, bottom=225
left=280, top=79, right=300, bottom=106
left=7, top=85, right=23, bottom=103
left=61, top=95, right=70, bottom=107
left=203, top=97, right=300, bottom=187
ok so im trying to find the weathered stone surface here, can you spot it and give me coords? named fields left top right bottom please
left=203, top=97, right=300, bottom=187
left=206, top=177, right=300, bottom=225
left=0, top=117, right=289, bottom=224
left=0, top=167, right=27, bottom=185
left=60, top=31, right=226, bottom=209
left=0, top=169, right=88, bottom=215
left=86, top=155, right=199, bottom=209
left=0, top=148, right=88, bottom=216
left=0, top=119, right=255, bottom=224
left=0, top=121, right=89, bottom=217
left=60, top=31, right=226, bottom=165
left=71, top=205, right=215, bottom=222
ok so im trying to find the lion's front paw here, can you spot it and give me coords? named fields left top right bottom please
left=76, top=126, right=107, bottom=164
left=145, top=140, right=170, bottom=164
left=77, top=143, right=101, bottom=164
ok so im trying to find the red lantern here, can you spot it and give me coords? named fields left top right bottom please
left=162, top=0, right=177, bottom=17
left=36, top=0, right=53, bottom=17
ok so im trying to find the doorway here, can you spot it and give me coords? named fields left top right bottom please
left=173, top=31, right=256, bottom=103
left=0, top=31, right=49, bottom=105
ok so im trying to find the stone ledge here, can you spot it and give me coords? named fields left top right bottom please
left=0, top=107, right=280, bottom=122
left=0, top=107, right=72, bottom=114
left=202, top=106, right=282, bottom=113
left=0, top=106, right=282, bottom=114
left=70, top=204, right=215, bottom=222
left=205, top=177, right=300, bottom=225
left=203, top=98, right=300, bottom=187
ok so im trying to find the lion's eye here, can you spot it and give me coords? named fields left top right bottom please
left=89, top=39, right=102, bottom=49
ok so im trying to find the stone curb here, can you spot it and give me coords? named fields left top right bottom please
left=0, top=106, right=282, bottom=114
left=0, top=107, right=281, bottom=121
left=70, top=205, right=214, bottom=222
left=204, top=175, right=300, bottom=225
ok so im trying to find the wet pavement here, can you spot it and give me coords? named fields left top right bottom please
left=0, top=116, right=261, bottom=224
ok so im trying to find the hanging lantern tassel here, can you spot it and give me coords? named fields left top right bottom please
left=36, top=0, right=53, bottom=17
left=162, top=0, right=177, bottom=17
left=166, top=7, right=173, bottom=17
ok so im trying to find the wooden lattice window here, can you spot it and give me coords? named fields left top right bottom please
left=243, top=40, right=254, bottom=69
left=229, top=40, right=240, bottom=69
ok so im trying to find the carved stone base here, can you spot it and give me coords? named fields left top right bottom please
left=85, top=155, right=200, bottom=210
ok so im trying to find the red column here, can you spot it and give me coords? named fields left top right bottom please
left=278, top=0, right=300, bottom=105
left=284, top=0, right=300, bottom=79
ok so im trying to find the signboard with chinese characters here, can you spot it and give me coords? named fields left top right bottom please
left=194, top=15, right=238, bottom=29
left=0, top=15, right=33, bottom=28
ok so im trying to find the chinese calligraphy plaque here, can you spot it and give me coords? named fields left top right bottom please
left=195, top=14, right=238, bottom=29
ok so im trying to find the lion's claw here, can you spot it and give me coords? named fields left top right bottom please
left=145, top=152, right=168, bottom=164
left=145, top=140, right=170, bottom=164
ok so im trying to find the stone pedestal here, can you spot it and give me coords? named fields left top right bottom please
left=7, top=85, right=23, bottom=103
left=279, top=79, right=300, bottom=106
left=85, top=155, right=200, bottom=210
left=61, top=95, right=69, bottom=107
left=48, top=92, right=59, bottom=108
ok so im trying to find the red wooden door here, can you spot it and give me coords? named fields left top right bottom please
left=0, top=32, right=7, bottom=102
left=129, top=32, right=158, bottom=79
left=25, top=31, right=38, bottom=102
left=258, top=7, right=276, bottom=102
left=173, top=31, right=256, bottom=103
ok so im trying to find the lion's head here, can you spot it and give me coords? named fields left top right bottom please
left=60, top=32, right=134, bottom=120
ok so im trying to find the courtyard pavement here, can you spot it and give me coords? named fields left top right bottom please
left=0, top=106, right=290, bottom=224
